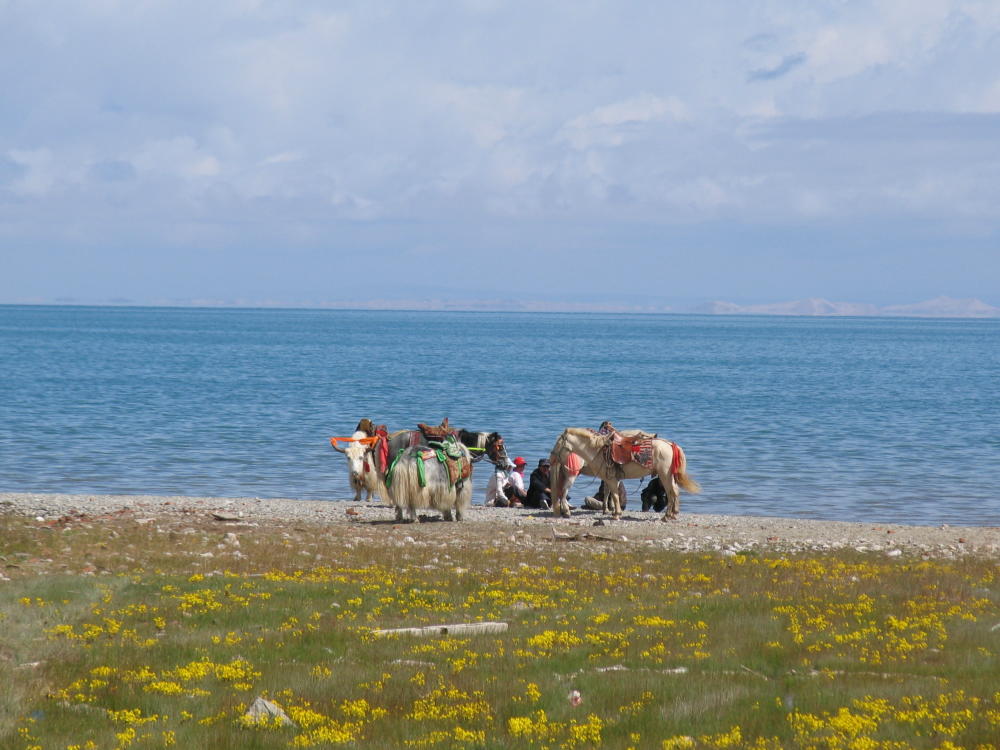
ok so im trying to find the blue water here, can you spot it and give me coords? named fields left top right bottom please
left=1, top=305, right=998, bottom=526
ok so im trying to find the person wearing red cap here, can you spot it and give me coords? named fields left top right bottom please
left=507, top=456, right=528, bottom=507
left=484, top=456, right=528, bottom=507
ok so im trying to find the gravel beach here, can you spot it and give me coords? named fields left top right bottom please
left=3, top=492, right=998, bottom=560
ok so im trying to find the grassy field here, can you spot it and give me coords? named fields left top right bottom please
left=2, top=509, right=999, bottom=749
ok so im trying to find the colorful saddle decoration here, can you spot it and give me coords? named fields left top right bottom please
left=610, top=435, right=655, bottom=469
left=594, top=423, right=657, bottom=471
left=385, top=435, right=471, bottom=489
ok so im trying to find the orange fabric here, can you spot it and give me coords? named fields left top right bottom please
left=564, top=452, right=584, bottom=475
left=330, top=436, right=379, bottom=448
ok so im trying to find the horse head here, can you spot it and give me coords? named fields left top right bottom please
left=485, top=432, right=510, bottom=468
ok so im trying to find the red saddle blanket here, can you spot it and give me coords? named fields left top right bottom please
left=609, top=435, right=655, bottom=469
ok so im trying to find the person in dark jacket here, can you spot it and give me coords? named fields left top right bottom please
left=525, top=458, right=552, bottom=509
left=584, top=480, right=628, bottom=511
left=641, top=476, right=667, bottom=512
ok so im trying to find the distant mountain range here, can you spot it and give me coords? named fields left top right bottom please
left=8, top=295, right=999, bottom=318
left=695, top=296, right=1000, bottom=318
left=319, top=295, right=1000, bottom=317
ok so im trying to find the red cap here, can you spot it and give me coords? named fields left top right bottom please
left=513, top=456, right=526, bottom=467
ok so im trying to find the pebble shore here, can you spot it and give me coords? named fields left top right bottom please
left=3, top=492, right=998, bottom=560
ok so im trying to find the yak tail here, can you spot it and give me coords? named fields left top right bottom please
left=674, top=445, right=701, bottom=494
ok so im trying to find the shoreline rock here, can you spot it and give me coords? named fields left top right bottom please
left=2, top=492, right=998, bottom=559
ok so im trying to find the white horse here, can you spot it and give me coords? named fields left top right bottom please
left=548, top=427, right=700, bottom=520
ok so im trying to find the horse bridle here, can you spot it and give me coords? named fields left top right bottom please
left=484, top=433, right=510, bottom=467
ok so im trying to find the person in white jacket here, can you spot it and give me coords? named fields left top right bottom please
left=485, top=456, right=527, bottom=507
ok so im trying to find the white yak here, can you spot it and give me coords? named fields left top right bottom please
left=331, top=430, right=379, bottom=502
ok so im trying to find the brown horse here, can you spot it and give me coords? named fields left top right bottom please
left=548, top=427, right=700, bottom=520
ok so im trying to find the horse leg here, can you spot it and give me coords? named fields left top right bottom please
left=549, top=462, right=564, bottom=516
left=661, top=474, right=680, bottom=521
left=564, top=470, right=584, bottom=517
left=607, top=478, right=623, bottom=519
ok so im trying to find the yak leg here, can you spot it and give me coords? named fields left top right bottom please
left=394, top=505, right=418, bottom=523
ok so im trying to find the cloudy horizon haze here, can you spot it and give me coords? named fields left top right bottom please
left=3, top=2, right=999, bottom=309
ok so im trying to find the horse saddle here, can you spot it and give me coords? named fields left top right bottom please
left=417, top=418, right=452, bottom=442
left=608, top=433, right=656, bottom=469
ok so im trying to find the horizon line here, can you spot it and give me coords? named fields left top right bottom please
left=2, top=296, right=999, bottom=320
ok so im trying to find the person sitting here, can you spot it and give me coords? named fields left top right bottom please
left=583, top=480, right=628, bottom=511
left=484, top=462, right=511, bottom=506
left=485, top=456, right=528, bottom=507
left=525, top=458, right=552, bottom=509
left=505, top=456, right=528, bottom=506
left=641, top=476, right=668, bottom=512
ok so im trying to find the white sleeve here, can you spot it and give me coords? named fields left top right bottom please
left=510, top=472, right=525, bottom=492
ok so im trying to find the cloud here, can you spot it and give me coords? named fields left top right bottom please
left=131, top=137, right=221, bottom=179
left=559, top=94, right=689, bottom=150
left=2, top=2, right=1000, bottom=305
left=259, top=152, right=304, bottom=166
left=747, top=53, right=807, bottom=82
left=7, top=148, right=58, bottom=196
left=88, top=159, right=136, bottom=183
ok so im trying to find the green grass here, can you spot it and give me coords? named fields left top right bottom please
left=2, top=510, right=998, bottom=749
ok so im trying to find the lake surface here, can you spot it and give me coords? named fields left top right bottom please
left=2, top=305, right=998, bottom=526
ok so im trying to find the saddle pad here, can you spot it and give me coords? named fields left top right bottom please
left=440, top=453, right=472, bottom=486
left=412, top=447, right=471, bottom=487
left=610, top=436, right=655, bottom=469
left=631, top=438, right=655, bottom=469
left=375, top=427, right=390, bottom=473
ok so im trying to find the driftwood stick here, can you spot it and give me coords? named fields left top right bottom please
left=550, top=528, right=621, bottom=543
left=372, top=622, right=508, bottom=638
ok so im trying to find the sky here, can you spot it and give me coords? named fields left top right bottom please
left=1, top=1, right=999, bottom=309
